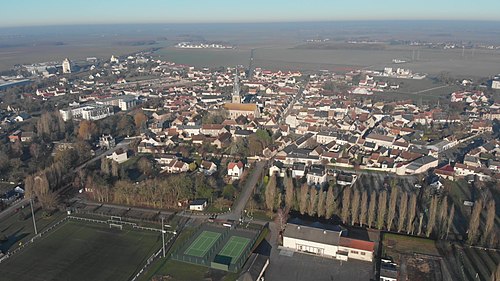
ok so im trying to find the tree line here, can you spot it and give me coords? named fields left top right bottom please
left=264, top=171, right=467, bottom=241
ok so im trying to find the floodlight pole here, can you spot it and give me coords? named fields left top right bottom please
left=161, top=216, right=166, bottom=258
left=30, top=197, right=38, bottom=235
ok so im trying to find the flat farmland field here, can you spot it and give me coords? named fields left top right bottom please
left=0, top=220, right=161, bottom=281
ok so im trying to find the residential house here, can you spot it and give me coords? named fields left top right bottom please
left=306, top=165, right=327, bottom=186
left=189, top=199, right=208, bottom=211
left=227, top=161, right=244, bottom=179
left=200, top=160, right=217, bottom=175
left=106, top=149, right=128, bottom=163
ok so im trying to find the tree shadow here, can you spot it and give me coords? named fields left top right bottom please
left=0, top=228, right=30, bottom=253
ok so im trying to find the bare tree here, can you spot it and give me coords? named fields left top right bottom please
left=368, top=192, right=377, bottom=228
left=387, top=188, right=399, bottom=231
left=359, top=190, right=368, bottom=226
left=426, top=196, right=439, bottom=237
left=397, top=192, right=408, bottom=233
left=445, top=204, right=455, bottom=240
left=317, top=189, right=326, bottom=217
left=38, top=191, right=58, bottom=211
left=265, top=174, right=277, bottom=211
left=299, top=183, right=309, bottom=215
left=351, top=188, right=361, bottom=225
left=407, top=193, right=417, bottom=235
left=377, top=190, right=388, bottom=229
left=341, top=187, right=351, bottom=224
left=483, top=200, right=496, bottom=246
left=417, top=213, right=424, bottom=236
left=308, top=187, right=318, bottom=216
left=438, top=197, right=448, bottom=238
left=284, top=170, right=294, bottom=209
left=467, top=199, right=483, bottom=245
left=325, top=184, right=336, bottom=219
left=493, top=263, right=500, bottom=281
left=275, top=208, right=289, bottom=235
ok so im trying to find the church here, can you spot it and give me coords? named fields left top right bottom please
left=223, top=70, right=260, bottom=119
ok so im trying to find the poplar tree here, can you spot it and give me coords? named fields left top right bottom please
left=341, top=187, right=351, bottom=224
left=265, top=174, right=277, bottom=211
left=299, top=183, right=309, bottom=215
left=397, top=192, right=408, bottom=233
left=308, top=187, right=318, bottom=216
left=359, top=190, right=368, bottom=226
left=407, top=193, right=417, bottom=235
left=387, top=188, right=399, bottom=231
left=351, top=189, right=361, bottom=225
left=426, top=196, right=438, bottom=237
left=325, top=185, right=336, bottom=219
left=368, top=192, right=377, bottom=228
left=467, top=199, right=483, bottom=245
left=377, top=190, right=388, bottom=229
left=317, top=189, right=326, bottom=217
left=483, top=200, right=496, bottom=245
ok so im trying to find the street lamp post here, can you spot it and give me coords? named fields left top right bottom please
left=30, top=198, right=38, bottom=235
left=161, top=216, right=166, bottom=258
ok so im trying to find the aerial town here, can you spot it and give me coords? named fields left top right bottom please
left=0, top=47, right=498, bottom=281
left=0, top=5, right=499, bottom=281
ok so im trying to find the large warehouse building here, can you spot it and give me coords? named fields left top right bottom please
left=282, top=222, right=375, bottom=262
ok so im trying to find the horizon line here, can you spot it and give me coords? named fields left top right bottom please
left=2, top=19, right=500, bottom=29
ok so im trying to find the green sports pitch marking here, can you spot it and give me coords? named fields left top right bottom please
left=218, top=236, right=250, bottom=261
left=184, top=231, right=221, bottom=257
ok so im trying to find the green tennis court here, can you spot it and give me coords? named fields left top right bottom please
left=218, top=236, right=250, bottom=260
left=184, top=231, right=221, bottom=257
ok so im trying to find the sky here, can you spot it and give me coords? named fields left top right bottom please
left=1, top=0, right=499, bottom=27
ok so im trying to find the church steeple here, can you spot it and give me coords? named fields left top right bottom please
left=232, top=69, right=241, bottom=104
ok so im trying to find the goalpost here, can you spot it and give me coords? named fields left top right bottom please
left=109, top=223, right=123, bottom=230
left=110, top=216, right=122, bottom=221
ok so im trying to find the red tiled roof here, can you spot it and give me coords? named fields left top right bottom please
left=228, top=161, right=243, bottom=169
left=339, top=237, right=375, bottom=252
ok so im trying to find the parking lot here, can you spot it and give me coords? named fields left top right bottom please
left=265, top=249, right=373, bottom=281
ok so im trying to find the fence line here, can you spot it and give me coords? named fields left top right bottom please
left=130, top=230, right=177, bottom=281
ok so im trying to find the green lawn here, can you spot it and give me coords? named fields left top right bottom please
left=383, top=233, right=439, bottom=258
left=0, top=220, right=161, bottom=281
left=0, top=208, right=65, bottom=254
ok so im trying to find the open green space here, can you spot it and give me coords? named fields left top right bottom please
left=0, top=220, right=161, bottom=281
left=218, top=236, right=250, bottom=261
left=0, top=208, right=65, bottom=254
left=184, top=230, right=221, bottom=257
left=383, top=233, right=439, bottom=258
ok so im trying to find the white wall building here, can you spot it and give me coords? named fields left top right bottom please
left=282, top=223, right=375, bottom=262
left=62, top=58, right=72, bottom=74
left=59, top=104, right=114, bottom=121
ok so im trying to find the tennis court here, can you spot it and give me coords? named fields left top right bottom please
left=184, top=231, right=221, bottom=257
left=218, top=236, right=250, bottom=260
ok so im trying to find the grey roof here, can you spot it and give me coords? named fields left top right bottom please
left=295, top=133, right=314, bottom=146
left=309, top=165, right=325, bottom=176
left=237, top=253, right=269, bottom=281
left=284, top=223, right=341, bottom=246
left=406, top=155, right=437, bottom=171
left=292, top=162, right=306, bottom=170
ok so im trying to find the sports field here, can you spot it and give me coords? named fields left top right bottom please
left=218, top=236, right=250, bottom=261
left=184, top=231, right=221, bottom=257
left=0, top=220, right=161, bottom=281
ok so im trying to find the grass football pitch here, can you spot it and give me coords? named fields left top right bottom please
left=0, top=220, right=161, bottom=281
left=184, top=231, right=221, bottom=258
left=218, top=236, right=250, bottom=261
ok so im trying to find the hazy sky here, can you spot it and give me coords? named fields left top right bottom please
left=1, top=0, right=499, bottom=27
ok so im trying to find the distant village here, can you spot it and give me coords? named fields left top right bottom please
left=0, top=49, right=499, bottom=281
